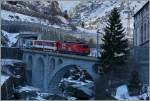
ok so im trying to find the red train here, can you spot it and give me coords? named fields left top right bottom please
left=25, top=40, right=90, bottom=55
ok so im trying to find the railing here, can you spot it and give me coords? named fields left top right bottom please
left=23, top=49, right=99, bottom=62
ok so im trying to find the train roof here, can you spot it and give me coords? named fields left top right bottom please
left=64, top=40, right=87, bottom=43
left=33, top=40, right=56, bottom=42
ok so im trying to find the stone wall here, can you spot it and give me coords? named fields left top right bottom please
left=1, top=47, right=23, bottom=60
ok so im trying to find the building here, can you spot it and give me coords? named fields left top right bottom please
left=132, top=1, right=149, bottom=86
left=133, top=1, right=149, bottom=46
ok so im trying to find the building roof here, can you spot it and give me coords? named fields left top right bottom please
left=134, top=1, right=149, bottom=17
left=17, top=34, right=38, bottom=38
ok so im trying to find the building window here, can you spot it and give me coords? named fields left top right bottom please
left=148, top=21, right=149, bottom=40
left=144, top=23, right=146, bottom=41
left=141, top=25, right=143, bottom=44
left=135, top=29, right=137, bottom=46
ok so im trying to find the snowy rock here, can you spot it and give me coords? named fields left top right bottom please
left=114, top=84, right=149, bottom=100
left=114, top=84, right=129, bottom=100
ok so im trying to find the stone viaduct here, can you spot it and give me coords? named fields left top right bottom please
left=23, top=49, right=99, bottom=94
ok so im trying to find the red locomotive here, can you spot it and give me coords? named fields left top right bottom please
left=25, top=40, right=90, bottom=56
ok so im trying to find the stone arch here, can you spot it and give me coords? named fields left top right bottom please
left=48, top=64, right=94, bottom=93
left=33, top=57, right=45, bottom=90
left=26, top=55, right=33, bottom=85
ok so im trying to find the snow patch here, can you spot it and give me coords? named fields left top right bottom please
left=89, top=48, right=101, bottom=57
left=1, top=30, right=19, bottom=47
left=1, top=10, right=49, bottom=26
left=1, top=59, right=22, bottom=66
left=114, top=84, right=128, bottom=100
left=114, top=52, right=125, bottom=57
left=58, top=1, right=80, bottom=12
left=77, top=27, right=97, bottom=34
left=114, top=84, right=149, bottom=100
left=17, top=85, right=40, bottom=93
left=1, top=74, right=10, bottom=86
left=56, top=15, right=69, bottom=24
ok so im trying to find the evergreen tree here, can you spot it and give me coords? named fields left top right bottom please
left=100, top=8, right=129, bottom=73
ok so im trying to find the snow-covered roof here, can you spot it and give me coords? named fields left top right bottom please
left=134, top=1, right=149, bottom=17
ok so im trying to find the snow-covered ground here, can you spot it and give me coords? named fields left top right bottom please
left=114, top=84, right=128, bottom=100
left=1, top=10, right=69, bottom=28
left=1, top=74, right=10, bottom=86
left=77, top=26, right=97, bottom=34
left=60, top=78, right=94, bottom=98
left=58, top=0, right=80, bottom=12
left=113, top=84, right=149, bottom=100
left=1, top=10, right=50, bottom=25
left=61, top=78, right=94, bottom=86
left=1, top=59, right=23, bottom=66
left=16, top=85, right=40, bottom=93
left=1, top=30, right=19, bottom=47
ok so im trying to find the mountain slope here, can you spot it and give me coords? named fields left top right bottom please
left=69, top=0, right=148, bottom=39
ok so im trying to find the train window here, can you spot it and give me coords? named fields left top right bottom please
left=46, top=42, right=55, bottom=47
left=50, top=43, right=55, bottom=47
left=37, top=41, right=42, bottom=45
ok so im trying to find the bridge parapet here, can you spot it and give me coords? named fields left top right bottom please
left=23, top=49, right=99, bottom=62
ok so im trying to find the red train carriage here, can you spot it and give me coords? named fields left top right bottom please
left=25, top=40, right=90, bottom=55
left=56, top=41, right=90, bottom=55
left=25, top=40, right=57, bottom=51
